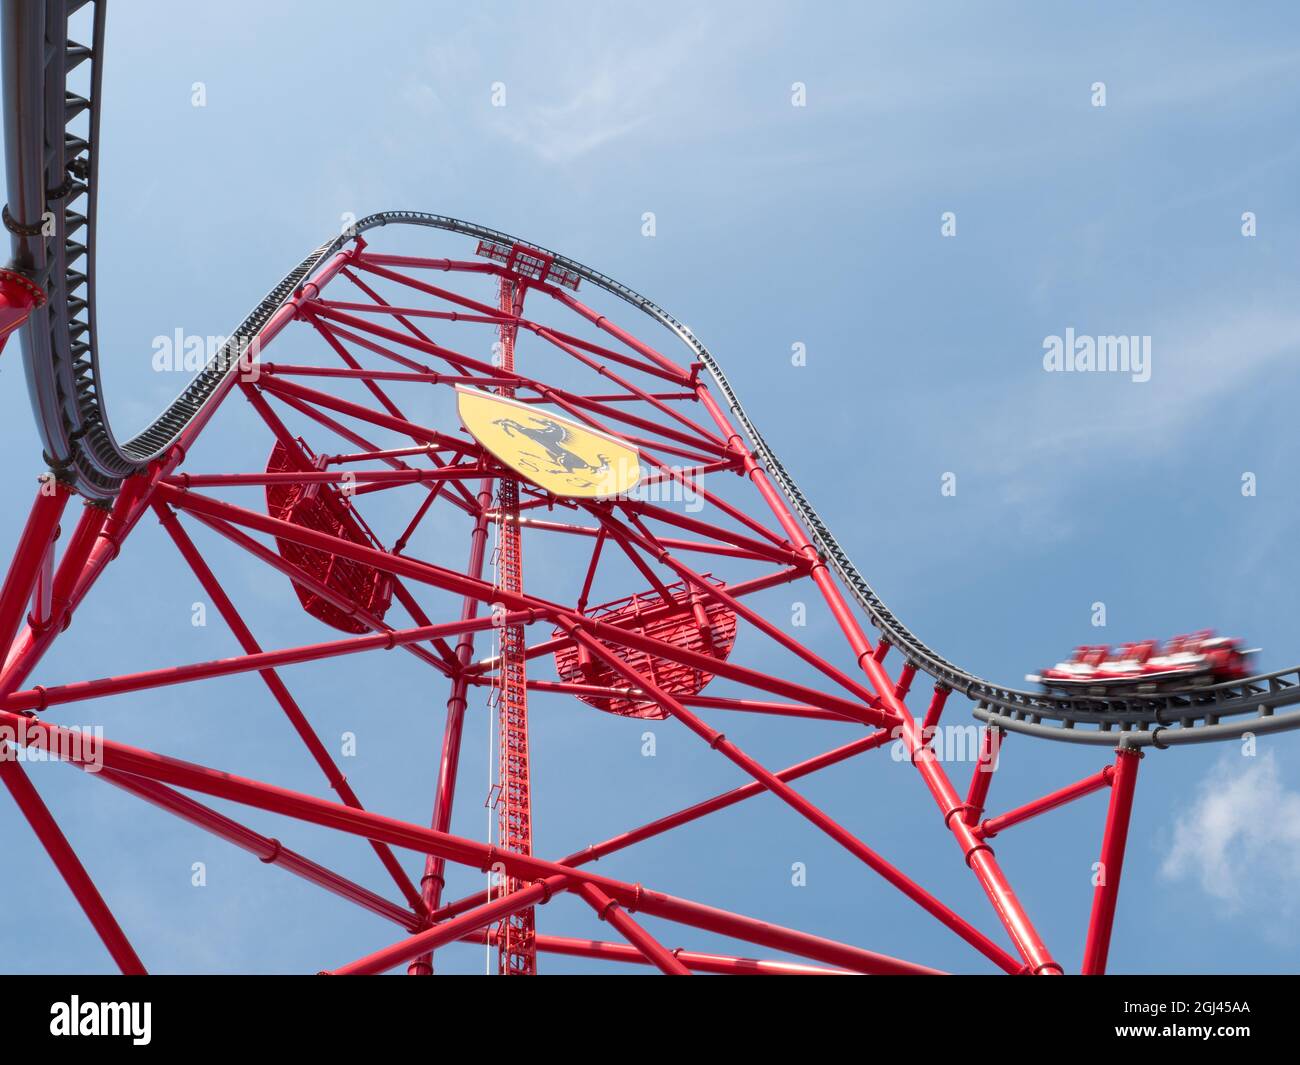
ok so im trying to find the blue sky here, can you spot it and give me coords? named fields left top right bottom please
left=3, top=0, right=1300, bottom=974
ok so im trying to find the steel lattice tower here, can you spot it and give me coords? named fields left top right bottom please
left=492, top=276, right=537, bottom=975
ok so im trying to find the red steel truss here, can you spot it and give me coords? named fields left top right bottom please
left=0, top=231, right=1153, bottom=976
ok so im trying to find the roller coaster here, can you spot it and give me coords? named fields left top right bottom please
left=0, top=0, right=1294, bottom=975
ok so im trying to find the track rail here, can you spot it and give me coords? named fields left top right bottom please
left=4, top=0, right=1298, bottom=744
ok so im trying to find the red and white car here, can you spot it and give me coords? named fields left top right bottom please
left=1029, top=631, right=1257, bottom=694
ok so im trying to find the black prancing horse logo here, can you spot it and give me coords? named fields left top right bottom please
left=493, top=416, right=611, bottom=479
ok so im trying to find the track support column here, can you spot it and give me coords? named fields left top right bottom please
left=1082, top=745, right=1141, bottom=975
left=0, top=478, right=69, bottom=660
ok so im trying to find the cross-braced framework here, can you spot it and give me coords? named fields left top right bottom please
left=0, top=223, right=1169, bottom=976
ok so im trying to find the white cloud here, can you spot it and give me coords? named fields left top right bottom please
left=962, top=297, right=1300, bottom=510
left=485, top=13, right=723, bottom=167
left=1162, top=750, right=1300, bottom=917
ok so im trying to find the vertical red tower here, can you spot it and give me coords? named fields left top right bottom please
left=492, top=276, right=537, bottom=975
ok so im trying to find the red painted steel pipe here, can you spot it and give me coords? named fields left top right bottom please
left=1082, top=748, right=1142, bottom=975
left=261, top=361, right=512, bottom=387
left=979, top=765, right=1114, bottom=839
left=96, top=766, right=416, bottom=930
left=0, top=753, right=145, bottom=974
left=511, top=514, right=776, bottom=562
left=0, top=480, right=68, bottom=660
left=1, top=501, right=107, bottom=685
left=575, top=882, right=692, bottom=975
left=166, top=465, right=488, bottom=488
left=257, top=374, right=465, bottom=452
left=502, top=678, right=855, bottom=722
left=922, top=684, right=950, bottom=735
left=410, top=477, right=495, bottom=975
left=894, top=661, right=917, bottom=701
left=528, top=325, right=729, bottom=451
left=331, top=877, right=568, bottom=975
left=475, top=931, right=852, bottom=975
left=963, top=726, right=1002, bottom=826
left=2, top=612, right=537, bottom=712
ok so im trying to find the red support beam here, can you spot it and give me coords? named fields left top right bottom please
left=1, top=500, right=109, bottom=692
left=504, top=678, right=856, bottom=723
left=0, top=752, right=145, bottom=974
left=409, top=476, right=495, bottom=975
left=95, top=766, right=416, bottom=930
left=574, top=881, right=692, bottom=976
left=963, top=726, right=1002, bottom=826
left=478, top=931, right=852, bottom=975
left=921, top=683, right=950, bottom=737
left=978, top=765, right=1114, bottom=840
left=2, top=611, right=537, bottom=713
left=331, top=877, right=567, bottom=976
left=0, top=479, right=69, bottom=660
left=1082, top=748, right=1142, bottom=975
left=166, top=465, right=490, bottom=489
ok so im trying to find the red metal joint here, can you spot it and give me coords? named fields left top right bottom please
left=26, top=609, right=53, bottom=636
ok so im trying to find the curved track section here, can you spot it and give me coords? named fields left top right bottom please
left=5, top=0, right=1299, bottom=744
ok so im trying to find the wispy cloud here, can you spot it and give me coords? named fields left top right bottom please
left=1123, top=48, right=1300, bottom=111
left=1162, top=750, right=1300, bottom=920
left=398, top=9, right=761, bottom=169
left=493, top=68, right=653, bottom=166
left=965, top=296, right=1300, bottom=506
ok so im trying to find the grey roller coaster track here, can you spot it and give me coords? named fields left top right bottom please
left=4, top=0, right=1297, bottom=747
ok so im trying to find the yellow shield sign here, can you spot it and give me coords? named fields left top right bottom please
left=456, top=387, right=641, bottom=499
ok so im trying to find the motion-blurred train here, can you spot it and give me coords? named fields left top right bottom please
left=1028, top=631, right=1257, bottom=695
